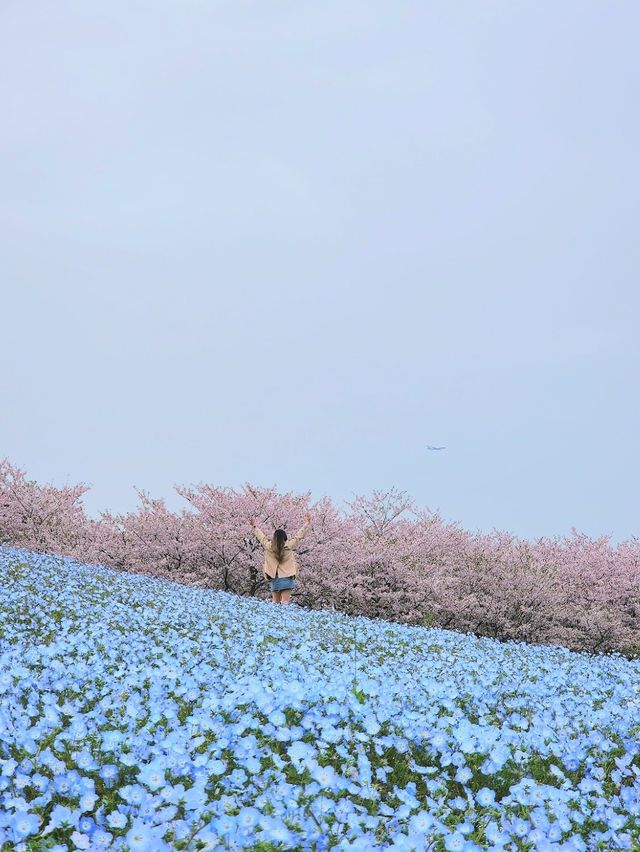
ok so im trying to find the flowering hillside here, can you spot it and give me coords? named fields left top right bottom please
left=2, top=459, right=639, bottom=656
left=1, top=546, right=639, bottom=851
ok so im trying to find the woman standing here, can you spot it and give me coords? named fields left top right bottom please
left=250, top=513, right=312, bottom=605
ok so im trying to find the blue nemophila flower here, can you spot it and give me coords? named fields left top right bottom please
left=78, top=815, right=96, bottom=833
left=212, top=813, right=236, bottom=835
left=476, top=786, right=496, bottom=807
left=52, top=773, right=72, bottom=794
left=236, top=806, right=260, bottom=830
left=79, top=791, right=98, bottom=812
left=269, top=709, right=286, bottom=726
left=444, top=831, right=466, bottom=851
left=137, top=759, right=167, bottom=791
left=43, top=803, right=80, bottom=834
left=106, top=810, right=127, bottom=829
left=10, top=812, right=40, bottom=839
left=30, top=772, right=50, bottom=793
left=182, top=783, right=207, bottom=809
left=0, top=758, right=18, bottom=777
left=408, top=809, right=436, bottom=833
left=511, top=816, right=531, bottom=837
left=455, top=766, right=473, bottom=784
left=92, top=828, right=113, bottom=847
left=99, top=764, right=118, bottom=785
left=262, top=815, right=295, bottom=844
left=71, top=828, right=92, bottom=849
left=312, top=763, right=341, bottom=789
left=193, top=826, right=219, bottom=848
left=125, top=822, right=159, bottom=850
left=119, top=783, right=146, bottom=805
left=73, top=750, right=98, bottom=772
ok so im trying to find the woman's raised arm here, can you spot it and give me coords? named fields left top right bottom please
left=249, top=517, right=270, bottom=547
left=289, top=512, right=312, bottom=550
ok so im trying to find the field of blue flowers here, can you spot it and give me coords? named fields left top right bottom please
left=0, top=545, right=639, bottom=851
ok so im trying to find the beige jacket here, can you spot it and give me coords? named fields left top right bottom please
left=253, top=522, right=310, bottom=579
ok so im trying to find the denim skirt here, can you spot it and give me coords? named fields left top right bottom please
left=270, top=575, right=295, bottom=592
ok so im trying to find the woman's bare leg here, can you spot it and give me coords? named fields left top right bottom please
left=280, top=589, right=292, bottom=605
left=272, top=590, right=282, bottom=604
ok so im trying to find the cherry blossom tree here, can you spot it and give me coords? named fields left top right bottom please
left=1, top=457, right=638, bottom=656
left=0, top=458, right=90, bottom=555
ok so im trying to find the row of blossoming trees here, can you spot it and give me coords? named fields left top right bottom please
left=1, top=457, right=638, bottom=656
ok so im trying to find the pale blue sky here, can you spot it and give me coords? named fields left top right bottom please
left=1, top=1, right=638, bottom=542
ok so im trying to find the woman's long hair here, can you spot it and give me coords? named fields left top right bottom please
left=271, top=528, right=288, bottom=562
